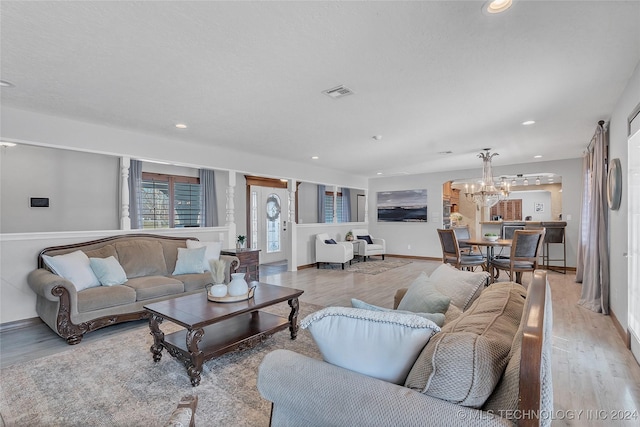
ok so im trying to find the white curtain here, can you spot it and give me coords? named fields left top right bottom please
left=199, top=169, right=218, bottom=227
left=576, top=122, right=610, bottom=313
left=128, top=159, right=142, bottom=229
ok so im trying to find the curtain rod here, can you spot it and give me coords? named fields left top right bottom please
left=586, top=120, right=607, bottom=153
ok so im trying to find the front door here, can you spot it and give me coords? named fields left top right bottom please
left=250, top=186, right=288, bottom=265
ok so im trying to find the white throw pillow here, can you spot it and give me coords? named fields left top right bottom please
left=42, top=250, right=101, bottom=291
left=301, top=307, right=440, bottom=385
left=428, top=264, right=490, bottom=311
left=186, top=240, right=222, bottom=271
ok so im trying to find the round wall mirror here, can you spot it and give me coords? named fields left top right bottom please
left=607, top=158, right=622, bottom=210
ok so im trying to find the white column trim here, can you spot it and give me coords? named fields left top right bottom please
left=120, top=156, right=131, bottom=230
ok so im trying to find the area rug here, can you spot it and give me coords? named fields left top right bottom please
left=0, top=303, right=323, bottom=427
left=345, top=258, right=411, bottom=275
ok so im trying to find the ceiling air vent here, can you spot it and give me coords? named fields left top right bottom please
left=322, top=85, right=355, bottom=99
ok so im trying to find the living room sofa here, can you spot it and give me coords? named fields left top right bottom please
left=28, top=234, right=239, bottom=345
left=258, top=269, right=552, bottom=426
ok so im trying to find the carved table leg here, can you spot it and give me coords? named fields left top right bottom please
left=288, top=298, right=300, bottom=340
left=148, top=314, right=165, bottom=362
left=185, top=328, right=205, bottom=387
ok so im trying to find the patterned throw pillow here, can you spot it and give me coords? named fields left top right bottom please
left=428, top=264, right=490, bottom=310
left=405, top=282, right=526, bottom=408
left=396, top=273, right=451, bottom=314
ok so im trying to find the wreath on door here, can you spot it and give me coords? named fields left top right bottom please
left=266, top=195, right=281, bottom=221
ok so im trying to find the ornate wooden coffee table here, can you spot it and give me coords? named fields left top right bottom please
left=143, top=282, right=303, bottom=386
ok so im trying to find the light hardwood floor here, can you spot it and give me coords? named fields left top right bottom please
left=1, top=258, right=639, bottom=425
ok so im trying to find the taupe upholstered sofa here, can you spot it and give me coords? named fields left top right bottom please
left=28, top=234, right=239, bottom=344
left=258, top=270, right=553, bottom=426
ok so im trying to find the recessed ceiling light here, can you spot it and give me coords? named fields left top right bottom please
left=485, top=0, right=513, bottom=14
left=372, top=135, right=382, bottom=141
left=522, top=120, right=536, bottom=126
left=175, top=123, right=187, bottom=129
left=0, top=141, right=17, bottom=147
left=376, top=172, right=383, bottom=175
left=0, top=80, right=15, bottom=88
left=534, top=155, right=542, bottom=158
left=311, top=156, right=319, bottom=160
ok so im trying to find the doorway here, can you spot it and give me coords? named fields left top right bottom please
left=250, top=186, right=289, bottom=265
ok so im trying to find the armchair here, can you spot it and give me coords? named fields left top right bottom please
left=350, top=229, right=385, bottom=261
left=315, top=233, right=354, bottom=269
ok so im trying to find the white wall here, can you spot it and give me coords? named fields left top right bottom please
left=0, top=144, right=120, bottom=232
left=609, top=60, right=640, bottom=329
left=1, top=107, right=368, bottom=191
left=368, top=158, right=583, bottom=265
left=510, top=190, right=553, bottom=221
left=297, top=182, right=318, bottom=224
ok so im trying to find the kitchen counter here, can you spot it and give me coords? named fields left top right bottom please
left=479, top=221, right=566, bottom=225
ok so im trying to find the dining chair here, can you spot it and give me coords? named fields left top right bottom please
left=452, top=226, right=482, bottom=256
left=489, top=229, right=546, bottom=285
left=437, top=229, right=485, bottom=272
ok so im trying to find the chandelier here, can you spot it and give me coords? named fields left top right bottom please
left=464, top=149, right=510, bottom=208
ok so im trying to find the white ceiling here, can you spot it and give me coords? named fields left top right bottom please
left=1, top=1, right=639, bottom=178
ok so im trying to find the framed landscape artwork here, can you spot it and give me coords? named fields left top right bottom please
left=377, top=189, right=428, bottom=222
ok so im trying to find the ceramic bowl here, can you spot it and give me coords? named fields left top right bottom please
left=484, top=235, right=499, bottom=242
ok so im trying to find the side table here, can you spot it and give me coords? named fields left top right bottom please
left=348, top=240, right=362, bottom=261
left=221, top=248, right=260, bottom=282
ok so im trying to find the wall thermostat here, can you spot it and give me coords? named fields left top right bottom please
left=30, top=197, right=50, bottom=208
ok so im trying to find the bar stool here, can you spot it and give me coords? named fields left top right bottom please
left=541, top=221, right=567, bottom=274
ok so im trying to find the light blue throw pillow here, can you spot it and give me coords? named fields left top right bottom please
left=89, top=256, right=127, bottom=286
left=172, top=247, right=206, bottom=275
left=351, top=298, right=446, bottom=327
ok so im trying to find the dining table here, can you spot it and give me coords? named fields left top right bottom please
left=458, top=238, right=513, bottom=279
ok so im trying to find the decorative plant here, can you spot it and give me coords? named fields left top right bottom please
left=450, top=212, right=463, bottom=222
left=209, top=259, right=227, bottom=284
left=237, top=235, right=246, bottom=244
left=345, top=231, right=353, bottom=241
left=484, top=233, right=498, bottom=237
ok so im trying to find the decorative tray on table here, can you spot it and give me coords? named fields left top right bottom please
left=207, top=285, right=256, bottom=303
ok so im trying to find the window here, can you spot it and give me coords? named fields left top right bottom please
left=141, top=173, right=201, bottom=228
left=266, top=194, right=281, bottom=253
left=324, top=191, right=344, bottom=223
